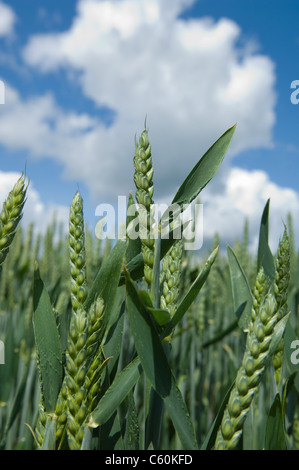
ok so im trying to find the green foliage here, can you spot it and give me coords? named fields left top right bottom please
left=0, top=125, right=297, bottom=451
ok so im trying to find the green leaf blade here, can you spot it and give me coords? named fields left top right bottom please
left=125, top=270, right=198, bottom=450
left=257, top=198, right=275, bottom=280
left=264, top=393, right=287, bottom=450
left=89, top=357, right=142, bottom=427
left=33, top=265, right=63, bottom=413
left=84, top=239, right=127, bottom=343
left=172, top=124, right=236, bottom=207
left=227, top=245, right=253, bottom=331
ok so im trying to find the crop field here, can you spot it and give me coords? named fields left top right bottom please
left=0, top=124, right=298, bottom=451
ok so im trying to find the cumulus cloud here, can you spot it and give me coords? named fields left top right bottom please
left=1, top=165, right=297, bottom=256
left=19, top=0, right=276, bottom=205
left=0, top=0, right=289, bottom=251
left=199, top=167, right=299, bottom=253
left=0, top=1, right=16, bottom=37
left=0, top=83, right=106, bottom=190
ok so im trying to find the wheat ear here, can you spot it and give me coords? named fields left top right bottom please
left=215, top=231, right=291, bottom=450
left=272, top=228, right=290, bottom=384
left=69, top=191, right=87, bottom=313
left=215, top=289, right=278, bottom=450
left=0, top=174, right=27, bottom=270
left=160, top=239, right=183, bottom=318
left=133, top=128, right=155, bottom=287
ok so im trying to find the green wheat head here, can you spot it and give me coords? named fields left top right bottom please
left=272, top=228, right=290, bottom=384
left=215, top=229, right=291, bottom=450
left=215, top=290, right=278, bottom=450
left=133, top=128, right=155, bottom=288
left=69, top=191, right=87, bottom=313
left=0, top=174, right=27, bottom=270
left=160, top=239, right=183, bottom=318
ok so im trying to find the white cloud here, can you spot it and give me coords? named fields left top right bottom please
left=1, top=165, right=296, bottom=258
left=0, top=83, right=107, bottom=193
left=199, top=167, right=299, bottom=253
left=0, top=1, right=16, bottom=37
left=2, top=0, right=292, bottom=255
left=19, top=0, right=276, bottom=205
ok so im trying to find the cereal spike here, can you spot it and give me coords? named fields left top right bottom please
left=84, top=347, right=110, bottom=414
left=160, top=239, right=183, bottom=318
left=69, top=191, right=87, bottom=313
left=54, top=297, right=105, bottom=449
left=293, top=419, right=299, bottom=450
left=86, top=296, right=105, bottom=358
left=133, top=128, right=155, bottom=288
left=35, top=405, right=47, bottom=447
left=65, top=308, right=89, bottom=450
left=274, top=228, right=290, bottom=316
left=54, top=378, right=68, bottom=448
left=0, top=174, right=27, bottom=270
left=251, top=267, right=267, bottom=324
left=215, top=291, right=280, bottom=450
left=272, top=228, right=290, bottom=384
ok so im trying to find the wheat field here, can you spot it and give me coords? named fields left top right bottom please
left=0, top=124, right=298, bottom=451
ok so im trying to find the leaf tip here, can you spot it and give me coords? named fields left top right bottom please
left=86, top=416, right=99, bottom=429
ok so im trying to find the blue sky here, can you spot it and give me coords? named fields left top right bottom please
left=0, top=0, right=298, bottom=251
left=191, top=0, right=299, bottom=190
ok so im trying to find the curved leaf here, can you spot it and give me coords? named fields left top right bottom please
left=227, top=245, right=253, bottom=332
left=89, top=357, right=142, bottom=428
left=257, top=198, right=275, bottom=280
left=264, top=394, right=287, bottom=450
left=33, top=264, right=63, bottom=413
left=85, top=239, right=127, bottom=344
left=172, top=124, right=236, bottom=207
